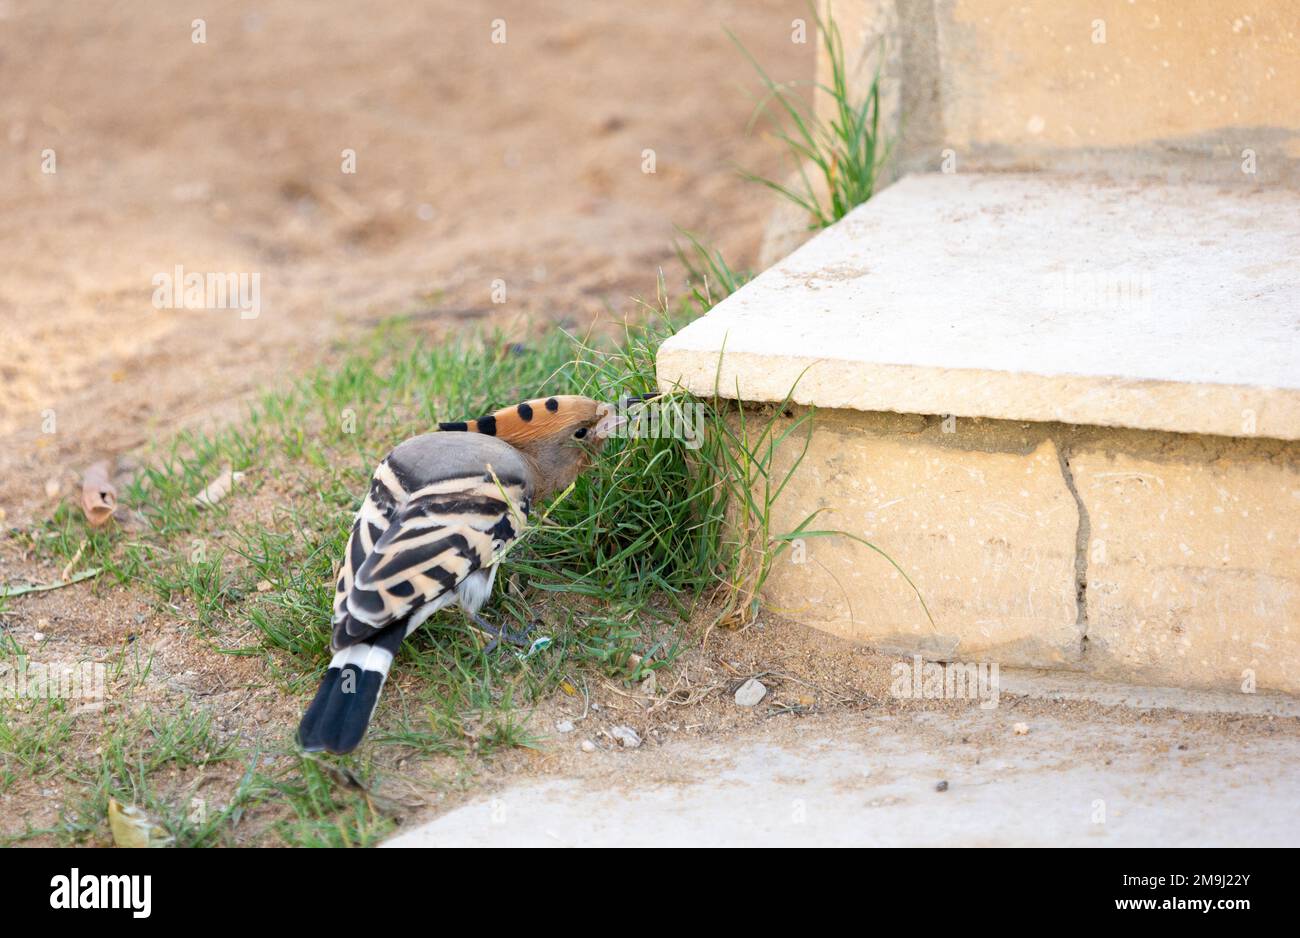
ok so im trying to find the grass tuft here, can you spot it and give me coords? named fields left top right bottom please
left=732, top=2, right=891, bottom=229
left=674, top=228, right=751, bottom=310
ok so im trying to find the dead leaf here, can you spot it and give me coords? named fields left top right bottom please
left=192, top=467, right=244, bottom=508
left=108, top=798, right=173, bottom=848
left=80, top=461, right=118, bottom=527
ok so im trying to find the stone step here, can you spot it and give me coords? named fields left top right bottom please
left=657, top=173, right=1300, bottom=694
left=661, top=173, right=1300, bottom=440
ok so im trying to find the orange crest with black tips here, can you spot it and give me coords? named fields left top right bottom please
left=439, top=395, right=603, bottom=445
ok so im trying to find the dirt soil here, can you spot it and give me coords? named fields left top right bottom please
left=0, top=0, right=810, bottom=525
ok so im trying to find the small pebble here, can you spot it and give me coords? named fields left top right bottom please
left=935, top=780, right=949, bottom=792
left=555, top=720, right=575, bottom=734
left=610, top=725, right=641, bottom=749
left=734, top=678, right=767, bottom=707
left=32, top=632, right=45, bottom=642
left=580, top=739, right=597, bottom=753
left=1013, top=722, right=1030, bottom=735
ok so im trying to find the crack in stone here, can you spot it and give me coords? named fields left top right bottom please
left=1055, top=441, right=1091, bottom=649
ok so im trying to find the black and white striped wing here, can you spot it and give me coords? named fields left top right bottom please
left=330, top=458, right=404, bottom=646
left=331, top=464, right=529, bottom=649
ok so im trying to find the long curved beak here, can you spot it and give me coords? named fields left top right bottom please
left=593, top=402, right=629, bottom=440
left=619, top=393, right=661, bottom=407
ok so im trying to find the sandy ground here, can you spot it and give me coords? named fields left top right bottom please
left=0, top=0, right=810, bottom=526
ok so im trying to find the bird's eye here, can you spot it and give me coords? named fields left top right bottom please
left=573, top=427, right=588, bottom=439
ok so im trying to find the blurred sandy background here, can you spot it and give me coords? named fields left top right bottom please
left=0, top=0, right=811, bottom=521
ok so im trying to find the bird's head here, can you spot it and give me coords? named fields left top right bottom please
left=439, top=395, right=626, bottom=497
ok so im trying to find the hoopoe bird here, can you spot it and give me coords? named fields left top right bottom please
left=297, top=394, right=625, bottom=754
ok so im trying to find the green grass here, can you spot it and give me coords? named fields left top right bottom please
left=57, top=704, right=238, bottom=843
left=6, top=292, right=843, bottom=844
left=0, top=698, right=78, bottom=792
left=266, top=756, right=395, bottom=848
left=674, top=228, right=752, bottom=310
left=733, top=2, right=891, bottom=229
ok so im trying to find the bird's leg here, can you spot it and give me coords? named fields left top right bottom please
left=466, top=610, right=533, bottom=653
